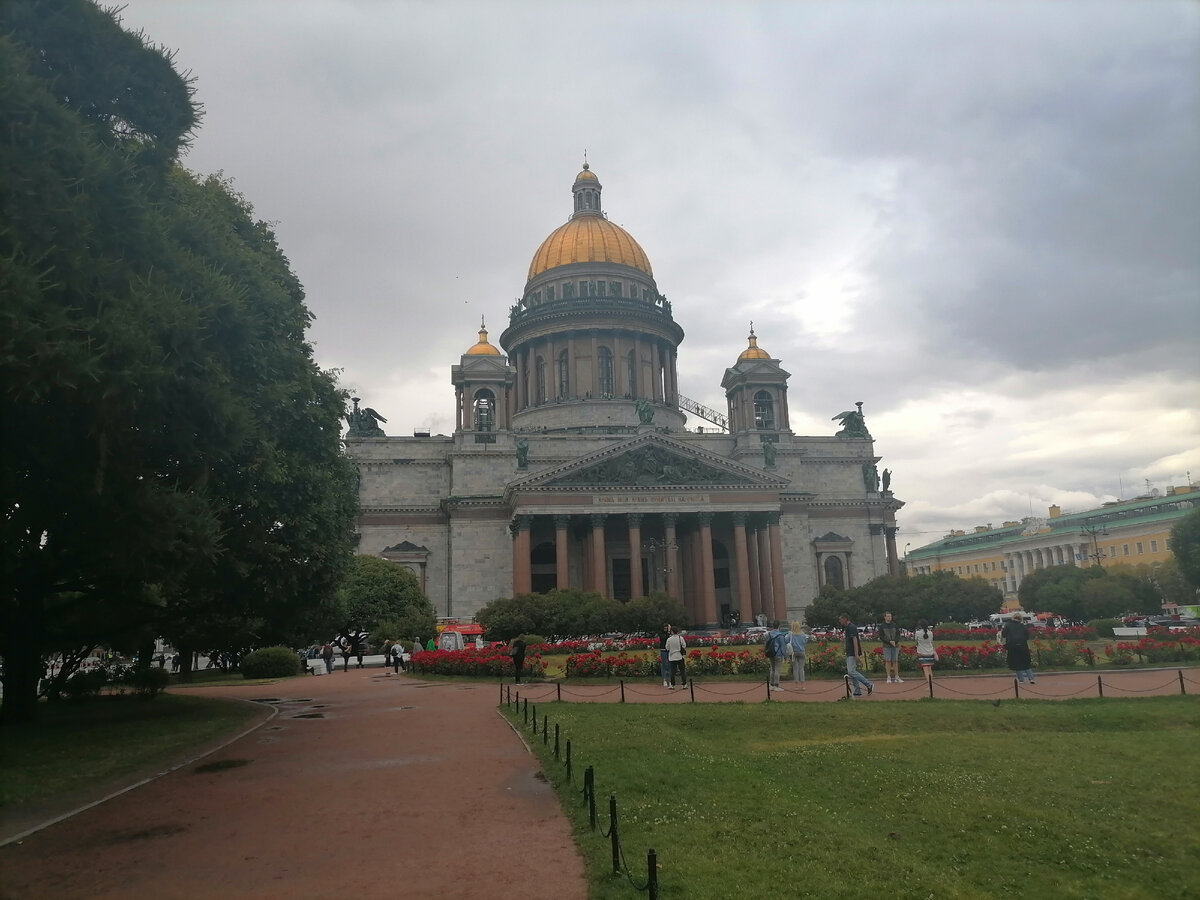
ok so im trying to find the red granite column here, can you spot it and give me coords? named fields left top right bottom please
left=555, top=515, right=570, bottom=590
left=732, top=513, right=753, bottom=625
left=663, top=513, right=679, bottom=600
left=747, top=522, right=763, bottom=618
left=590, top=514, right=607, bottom=596
left=515, top=515, right=532, bottom=595
left=627, top=513, right=644, bottom=599
left=768, top=513, right=787, bottom=622
left=698, top=512, right=717, bottom=626
left=757, top=524, right=775, bottom=621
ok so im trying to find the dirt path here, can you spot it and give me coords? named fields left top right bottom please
left=0, top=671, right=587, bottom=900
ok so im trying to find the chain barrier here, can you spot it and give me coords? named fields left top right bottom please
left=934, top=679, right=1012, bottom=698
left=1099, top=675, right=1182, bottom=695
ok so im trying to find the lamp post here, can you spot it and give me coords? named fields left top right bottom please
left=903, top=542, right=912, bottom=576
left=1080, top=522, right=1108, bottom=568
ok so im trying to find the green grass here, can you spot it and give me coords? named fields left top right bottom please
left=507, top=697, right=1200, bottom=899
left=0, top=693, right=260, bottom=808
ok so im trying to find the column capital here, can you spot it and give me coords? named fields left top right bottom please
left=590, top=513, right=607, bottom=529
left=732, top=511, right=748, bottom=527
left=627, top=512, right=644, bottom=528
left=662, top=512, right=678, bottom=529
left=765, top=511, right=781, bottom=527
left=509, top=514, right=533, bottom=536
left=696, top=511, right=713, bottom=528
left=554, top=514, right=572, bottom=530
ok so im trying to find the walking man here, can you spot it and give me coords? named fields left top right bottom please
left=659, top=624, right=672, bottom=688
left=879, top=611, right=903, bottom=684
left=838, top=613, right=874, bottom=697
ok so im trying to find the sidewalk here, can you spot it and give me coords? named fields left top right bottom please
left=0, top=672, right=587, bottom=900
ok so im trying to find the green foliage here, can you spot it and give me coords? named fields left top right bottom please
left=805, top=572, right=1001, bottom=627
left=1088, top=618, right=1123, bottom=638
left=475, top=589, right=687, bottom=640
left=239, top=647, right=301, bottom=679
left=123, top=666, right=170, bottom=697
left=1019, top=565, right=1160, bottom=621
left=0, top=1, right=356, bottom=721
left=334, top=556, right=435, bottom=637
left=1169, top=508, right=1200, bottom=590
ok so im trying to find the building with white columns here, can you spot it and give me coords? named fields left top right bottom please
left=346, top=164, right=903, bottom=625
left=906, top=486, right=1199, bottom=604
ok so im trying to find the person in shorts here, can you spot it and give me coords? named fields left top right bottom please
left=914, top=620, right=937, bottom=686
left=879, top=611, right=903, bottom=683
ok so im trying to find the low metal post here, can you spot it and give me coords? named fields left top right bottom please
left=1180, top=669, right=1186, bottom=695
left=1097, top=675, right=1104, bottom=698
left=500, top=681, right=504, bottom=705
left=566, top=739, right=572, bottom=780
left=844, top=675, right=852, bottom=699
left=554, top=723, right=560, bottom=759
left=586, top=767, right=596, bottom=830
left=766, top=679, right=772, bottom=701
left=531, top=703, right=536, bottom=731
left=647, top=848, right=658, bottom=900
left=620, top=679, right=625, bottom=703
left=523, top=698, right=528, bottom=724
left=609, top=793, right=620, bottom=875
left=928, top=676, right=934, bottom=699
left=543, top=714, right=549, bottom=744
left=1013, top=678, right=1019, bottom=699
left=557, top=682, right=562, bottom=702
left=689, top=681, right=695, bottom=702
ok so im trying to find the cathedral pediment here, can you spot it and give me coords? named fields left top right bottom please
left=508, top=433, right=787, bottom=492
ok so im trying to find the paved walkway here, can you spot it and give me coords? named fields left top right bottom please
left=0, top=671, right=587, bottom=900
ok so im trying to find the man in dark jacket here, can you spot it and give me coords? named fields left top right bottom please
left=879, top=611, right=903, bottom=684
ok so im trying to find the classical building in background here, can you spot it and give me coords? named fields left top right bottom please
left=906, top=485, right=1198, bottom=604
left=347, top=165, right=903, bottom=625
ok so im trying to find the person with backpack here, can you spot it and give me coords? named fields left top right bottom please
left=788, top=621, right=809, bottom=690
left=764, top=621, right=786, bottom=691
left=1001, top=617, right=1036, bottom=683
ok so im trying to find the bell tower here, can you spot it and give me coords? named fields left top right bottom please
left=721, top=325, right=792, bottom=444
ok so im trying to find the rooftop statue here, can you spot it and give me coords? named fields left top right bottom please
left=881, top=468, right=891, bottom=492
left=516, top=438, right=530, bottom=468
left=635, top=397, right=655, bottom=426
left=346, top=396, right=387, bottom=437
left=832, top=401, right=871, bottom=439
left=762, top=440, right=777, bottom=468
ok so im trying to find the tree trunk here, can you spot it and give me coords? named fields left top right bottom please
left=178, top=641, right=195, bottom=683
left=0, top=606, right=43, bottom=723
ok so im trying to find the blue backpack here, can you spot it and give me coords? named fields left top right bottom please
left=764, top=632, right=780, bottom=659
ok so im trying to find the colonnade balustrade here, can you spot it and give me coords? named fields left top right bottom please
left=1004, top=541, right=1091, bottom=593
left=509, top=510, right=787, bottom=627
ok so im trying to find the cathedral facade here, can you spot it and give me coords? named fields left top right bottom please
left=348, top=165, right=903, bottom=626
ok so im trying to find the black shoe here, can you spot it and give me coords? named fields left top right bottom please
left=866, top=683, right=874, bottom=696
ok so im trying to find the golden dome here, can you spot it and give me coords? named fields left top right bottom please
left=465, top=320, right=501, bottom=356
left=738, top=327, right=770, bottom=361
left=575, top=163, right=598, bottom=182
left=528, top=216, right=653, bottom=280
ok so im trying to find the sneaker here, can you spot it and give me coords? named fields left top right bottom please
left=668, top=685, right=675, bottom=690
left=886, top=677, right=894, bottom=684
left=853, top=692, right=863, bottom=697
left=866, top=683, right=874, bottom=696
left=663, top=681, right=669, bottom=688
left=895, top=677, right=904, bottom=683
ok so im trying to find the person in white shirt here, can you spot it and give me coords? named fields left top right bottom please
left=665, top=630, right=688, bottom=688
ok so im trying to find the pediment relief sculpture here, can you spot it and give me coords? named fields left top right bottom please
left=548, top=446, right=756, bottom=487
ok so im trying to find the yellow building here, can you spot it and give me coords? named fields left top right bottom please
left=906, top=485, right=1198, bottom=604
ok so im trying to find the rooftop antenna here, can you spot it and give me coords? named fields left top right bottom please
left=1118, top=474, right=1124, bottom=499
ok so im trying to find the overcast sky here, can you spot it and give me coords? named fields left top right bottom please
left=115, top=0, right=1200, bottom=547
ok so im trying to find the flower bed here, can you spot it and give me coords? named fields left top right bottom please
left=1104, top=636, right=1200, bottom=665
left=933, top=626, right=1096, bottom=641
left=408, top=647, right=546, bottom=678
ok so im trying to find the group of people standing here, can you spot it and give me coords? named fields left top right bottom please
left=763, top=621, right=812, bottom=691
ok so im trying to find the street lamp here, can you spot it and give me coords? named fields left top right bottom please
left=1080, top=522, right=1108, bottom=567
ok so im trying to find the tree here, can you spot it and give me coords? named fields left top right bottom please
left=334, top=556, right=435, bottom=639
left=1169, top=508, right=1200, bottom=591
left=0, top=2, right=357, bottom=720
left=805, top=573, right=1002, bottom=627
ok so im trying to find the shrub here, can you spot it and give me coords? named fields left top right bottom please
left=122, top=666, right=170, bottom=697
left=409, top=647, right=547, bottom=678
left=62, top=668, right=109, bottom=701
left=1088, top=618, right=1122, bottom=639
left=240, top=646, right=301, bottom=679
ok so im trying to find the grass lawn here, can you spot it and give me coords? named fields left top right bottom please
left=507, top=697, right=1200, bottom=899
left=0, top=693, right=261, bottom=809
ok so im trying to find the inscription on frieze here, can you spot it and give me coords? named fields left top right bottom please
left=549, top=447, right=755, bottom=487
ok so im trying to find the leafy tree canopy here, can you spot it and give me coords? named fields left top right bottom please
left=334, top=556, right=435, bottom=639
left=1169, top=508, right=1200, bottom=591
left=805, top=572, right=1002, bottom=627
left=475, top=589, right=689, bottom=641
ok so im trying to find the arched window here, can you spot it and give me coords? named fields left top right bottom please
left=557, top=350, right=570, bottom=399
left=754, top=390, right=775, bottom=430
left=824, top=555, right=845, bottom=590
left=597, top=347, right=614, bottom=396
left=535, top=357, right=546, bottom=406
left=626, top=350, right=637, bottom=397
left=473, top=389, right=495, bottom=432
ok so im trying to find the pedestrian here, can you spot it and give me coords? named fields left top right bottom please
left=321, top=642, right=334, bottom=676
left=658, top=624, right=672, bottom=688
left=665, top=628, right=688, bottom=688
left=390, top=641, right=404, bottom=673
left=1001, top=617, right=1036, bottom=683
left=788, top=621, right=809, bottom=690
left=340, top=640, right=352, bottom=672
left=765, top=620, right=786, bottom=690
left=509, top=637, right=527, bottom=684
left=426, top=637, right=436, bottom=652
left=382, top=640, right=392, bottom=670
left=170, top=653, right=180, bottom=674
left=838, top=613, right=874, bottom=697
left=879, top=611, right=904, bottom=684
left=914, top=620, right=937, bottom=686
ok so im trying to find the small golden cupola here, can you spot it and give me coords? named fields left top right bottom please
left=737, top=324, right=770, bottom=361
left=465, top=317, right=501, bottom=356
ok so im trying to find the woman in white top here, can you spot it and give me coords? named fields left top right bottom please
left=914, top=620, right=938, bottom=686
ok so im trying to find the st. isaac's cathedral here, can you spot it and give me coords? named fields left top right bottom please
left=347, top=164, right=903, bottom=626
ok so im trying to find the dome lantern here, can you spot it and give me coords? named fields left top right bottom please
left=737, top=324, right=770, bottom=361
left=465, top=317, right=501, bottom=356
